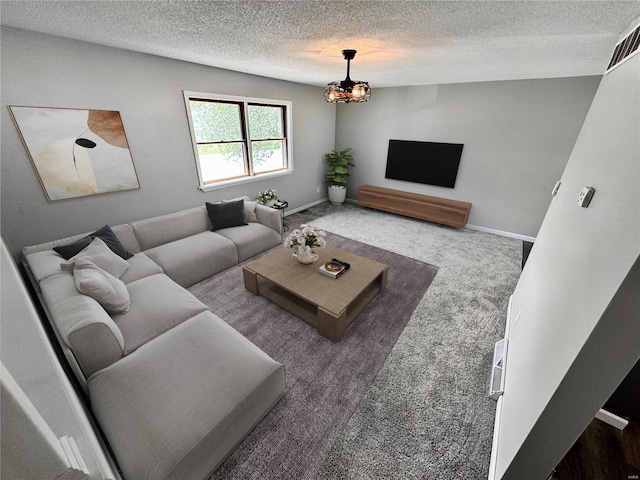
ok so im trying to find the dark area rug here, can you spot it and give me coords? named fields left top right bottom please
left=187, top=230, right=438, bottom=479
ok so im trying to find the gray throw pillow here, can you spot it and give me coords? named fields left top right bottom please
left=73, top=257, right=130, bottom=315
left=62, top=237, right=129, bottom=279
left=206, top=199, right=248, bottom=231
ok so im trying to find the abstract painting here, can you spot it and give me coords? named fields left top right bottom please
left=8, top=106, right=140, bottom=202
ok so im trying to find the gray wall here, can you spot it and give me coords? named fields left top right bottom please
left=494, top=20, right=640, bottom=480
left=1, top=26, right=602, bottom=251
left=335, top=77, right=600, bottom=238
left=1, top=27, right=336, bottom=255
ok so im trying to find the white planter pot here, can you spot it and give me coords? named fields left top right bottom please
left=328, top=185, right=347, bottom=206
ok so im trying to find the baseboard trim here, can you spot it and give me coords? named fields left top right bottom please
left=287, top=200, right=538, bottom=243
left=467, top=224, right=536, bottom=243
left=59, top=435, right=90, bottom=475
left=285, top=198, right=329, bottom=215
left=488, top=395, right=503, bottom=480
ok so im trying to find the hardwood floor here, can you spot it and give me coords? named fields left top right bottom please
left=552, top=417, right=640, bottom=480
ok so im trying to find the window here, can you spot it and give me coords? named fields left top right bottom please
left=184, top=92, right=293, bottom=190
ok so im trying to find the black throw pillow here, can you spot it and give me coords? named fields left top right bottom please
left=206, top=200, right=248, bottom=231
left=52, top=236, right=92, bottom=260
left=53, top=225, right=133, bottom=260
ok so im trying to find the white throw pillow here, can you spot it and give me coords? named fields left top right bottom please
left=62, top=237, right=129, bottom=278
left=243, top=199, right=259, bottom=222
left=73, top=257, right=130, bottom=315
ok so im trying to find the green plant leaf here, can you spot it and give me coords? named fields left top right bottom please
left=324, top=147, right=355, bottom=185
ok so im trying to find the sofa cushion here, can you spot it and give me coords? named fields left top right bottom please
left=119, top=252, right=164, bottom=284
left=144, top=231, right=238, bottom=287
left=22, top=223, right=139, bottom=256
left=54, top=225, right=133, bottom=260
left=40, top=272, right=124, bottom=377
left=206, top=200, right=248, bottom=231
left=112, top=274, right=208, bottom=354
left=25, top=250, right=72, bottom=285
left=110, top=224, right=142, bottom=255
left=26, top=249, right=163, bottom=292
left=63, top=237, right=129, bottom=279
left=87, top=311, right=285, bottom=480
left=216, top=222, right=282, bottom=262
left=131, top=207, right=210, bottom=251
left=73, top=258, right=130, bottom=315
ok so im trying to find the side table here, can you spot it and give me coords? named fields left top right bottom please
left=270, top=200, right=288, bottom=233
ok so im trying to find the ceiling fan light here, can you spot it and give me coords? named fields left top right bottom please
left=324, top=50, right=371, bottom=104
left=323, top=81, right=370, bottom=103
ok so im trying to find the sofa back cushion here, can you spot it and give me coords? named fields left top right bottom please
left=23, top=224, right=142, bottom=258
left=111, top=224, right=142, bottom=255
left=131, top=207, right=210, bottom=251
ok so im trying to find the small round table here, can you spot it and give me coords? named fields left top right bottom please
left=270, top=200, right=288, bottom=232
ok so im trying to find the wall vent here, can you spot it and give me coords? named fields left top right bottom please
left=606, top=23, right=640, bottom=73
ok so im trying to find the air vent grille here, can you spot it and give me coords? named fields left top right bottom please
left=606, top=23, right=640, bottom=73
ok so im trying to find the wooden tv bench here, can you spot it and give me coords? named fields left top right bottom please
left=358, top=185, right=472, bottom=228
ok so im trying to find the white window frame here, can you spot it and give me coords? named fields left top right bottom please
left=183, top=91, right=294, bottom=192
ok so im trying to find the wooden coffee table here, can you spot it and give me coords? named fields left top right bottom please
left=243, top=245, right=388, bottom=341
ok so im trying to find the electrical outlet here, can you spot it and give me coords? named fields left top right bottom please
left=317, top=186, right=320, bottom=193
left=578, top=186, right=595, bottom=208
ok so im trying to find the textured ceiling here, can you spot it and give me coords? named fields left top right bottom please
left=2, top=1, right=639, bottom=87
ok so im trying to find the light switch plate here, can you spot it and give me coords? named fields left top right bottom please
left=552, top=181, right=561, bottom=203
left=578, top=186, right=595, bottom=207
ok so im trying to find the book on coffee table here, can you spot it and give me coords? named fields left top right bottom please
left=319, top=259, right=350, bottom=278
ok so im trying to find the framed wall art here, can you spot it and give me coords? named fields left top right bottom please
left=8, top=106, right=140, bottom=202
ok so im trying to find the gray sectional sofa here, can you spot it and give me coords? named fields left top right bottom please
left=22, top=198, right=286, bottom=480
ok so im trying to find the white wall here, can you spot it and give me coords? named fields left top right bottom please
left=0, top=27, right=336, bottom=256
left=494, top=19, right=640, bottom=479
left=335, top=77, right=600, bottom=238
left=0, top=239, right=117, bottom=479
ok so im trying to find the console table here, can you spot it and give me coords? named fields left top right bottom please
left=358, top=185, right=472, bottom=228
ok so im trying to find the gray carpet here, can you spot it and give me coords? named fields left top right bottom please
left=192, top=202, right=522, bottom=479
left=299, top=203, right=522, bottom=479
left=188, top=227, right=438, bottom=479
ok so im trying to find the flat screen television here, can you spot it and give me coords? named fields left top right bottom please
left=385, top=139, right=464, bottom=188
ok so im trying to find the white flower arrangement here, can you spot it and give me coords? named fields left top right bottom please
left=284, top=224, right=327, bottom=254
left=256, top=188, right=278, bottom=205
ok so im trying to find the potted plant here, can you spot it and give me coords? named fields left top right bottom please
left=324, top=147, right=354, bottom=206
left=256, top=188, right=278, bottom=206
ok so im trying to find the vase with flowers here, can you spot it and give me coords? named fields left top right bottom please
left=256, top=188, right=278, bottom=206
left=284, top=224, right=327, bottom=264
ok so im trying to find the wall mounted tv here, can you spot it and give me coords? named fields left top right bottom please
left=385, top=139, right=464, bottom=188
